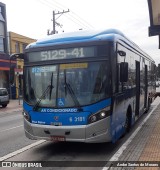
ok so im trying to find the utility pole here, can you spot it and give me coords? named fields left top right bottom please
left=48, top=9, right=69, bottom=35
left=53, top=10, right=56, bottom=34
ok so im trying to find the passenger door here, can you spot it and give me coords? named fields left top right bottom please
left=144, top=65, right=148, bottom=109
left=135, top=61, right=140, bottom=116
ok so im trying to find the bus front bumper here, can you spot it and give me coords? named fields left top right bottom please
left=24, top=117, right=112, bottom=143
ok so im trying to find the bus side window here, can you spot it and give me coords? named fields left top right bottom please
left=117, top=63, right=122, bottom=93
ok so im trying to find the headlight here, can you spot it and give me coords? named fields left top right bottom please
left=88, top=106, right=110, bottom=124
left=22, top=110, right=31, bottom=122
left=100, top=111, right=106, bottom=118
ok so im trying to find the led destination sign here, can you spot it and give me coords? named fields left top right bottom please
left=28, top=47, right=95, bottom=62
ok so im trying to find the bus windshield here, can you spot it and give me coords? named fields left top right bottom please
left=24, top=61, right=110, bottom=108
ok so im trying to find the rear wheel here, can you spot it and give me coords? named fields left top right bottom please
left=124, top=108, right=132, bottom=133
left=2, top=104, right=7, bottom=108
left=148, top=98, right=151, bottom=110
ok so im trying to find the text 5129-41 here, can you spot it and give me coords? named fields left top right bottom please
left=41, top=48, right=85, bottom=60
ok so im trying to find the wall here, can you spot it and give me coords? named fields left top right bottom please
left=8, top=31, right=36, bottom=98
left=0, top=2, right=10, bottom=91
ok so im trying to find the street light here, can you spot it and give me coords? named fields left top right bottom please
left=147, top=0, right=160, bottom=48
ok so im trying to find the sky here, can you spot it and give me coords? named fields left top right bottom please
left=1, top=0, right=160, bottom=65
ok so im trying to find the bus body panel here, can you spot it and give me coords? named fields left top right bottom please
left=110, top=41, right=156, bottom=142
left=21, top=29, right=156, bottom=143
left=23, top=99, right=111, bottom=126
left=111, top=95, right=136, bottom=142
left=23, top=99, right=112, bottom=143
left=24, top=116, right=112, bottom=143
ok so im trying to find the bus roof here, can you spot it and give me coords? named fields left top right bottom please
left=26, top=29, right=154, bottom=63
left=27, top=29, right=126, bottom=48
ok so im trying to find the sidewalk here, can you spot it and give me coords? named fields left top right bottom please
left=108, top=97, right=160, bottom=170
left=135, top=98, right=160, bottom=170
left=0, top=99, right=23, bottom=114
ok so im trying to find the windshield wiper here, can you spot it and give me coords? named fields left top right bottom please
left=64, top=82, right=80, bottom=107
left=33, top=73, right=54, bottom=111
left=63, top=71, right=81, bottom=110
left=49, top=72, right=54, bottom=100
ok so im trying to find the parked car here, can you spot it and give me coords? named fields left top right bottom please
left=0, top=88, right=9, bottom=108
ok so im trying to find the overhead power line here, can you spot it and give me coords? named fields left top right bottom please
left=36, top=0, right=94, bottom=32
left=46, top=0, right=94, bottom=28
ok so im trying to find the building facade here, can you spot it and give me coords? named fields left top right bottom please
left=8, top=32, right=36, bottom=98
left=0, top=2, right=12, bottom=90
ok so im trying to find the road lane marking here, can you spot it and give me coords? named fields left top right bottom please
left=0, top=125, right=23, bottom=133
left=102, top=97, right=160, bottom=170
left=0, top=140, right=46, bottom=161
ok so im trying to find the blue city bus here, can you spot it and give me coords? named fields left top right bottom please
left=14, top=29, right=156, bottom=143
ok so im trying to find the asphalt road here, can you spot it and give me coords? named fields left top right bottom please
left=0, top=111, right=34, bottom=158
left=1, top=88, right=159, bottom=170
left=0, top=106, right=155, bottom=170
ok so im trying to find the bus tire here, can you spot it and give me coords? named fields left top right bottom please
left=124, top=107, right=132, bottom=133
left=147, top=98, right=151, bottom=111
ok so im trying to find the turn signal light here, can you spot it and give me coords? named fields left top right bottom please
left=22, top=110, right=31, bottom=122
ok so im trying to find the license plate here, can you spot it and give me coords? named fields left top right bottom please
left=51, top=122, right=62, bottom=126
left=50, top=136, right=66, bottom=142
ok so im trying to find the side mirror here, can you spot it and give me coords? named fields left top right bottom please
left=118, top=50, right=126, bottom=56
left=10, top=66, right=15, bottom=85
left=120, top=62, right=128, bottom=82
